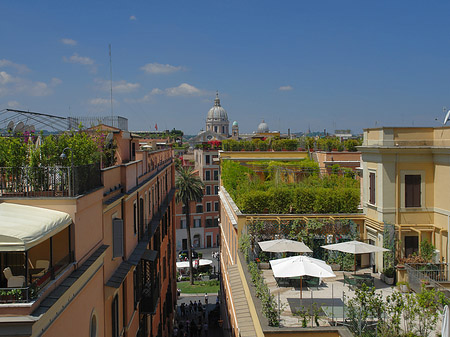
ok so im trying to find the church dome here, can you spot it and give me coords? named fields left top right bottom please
left=257, top=120, right=269, bottom=133
left=207, top=92, right=228, bottom=121
left=233, top=121, right=238, bottom=126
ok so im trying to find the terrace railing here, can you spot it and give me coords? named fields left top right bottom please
left=0, top=253, right=71, bottom=304
left=405, top=263, right=450, bottom=297
left=0, top=164, right=101, bottom=197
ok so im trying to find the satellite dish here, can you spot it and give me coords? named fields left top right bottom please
left=14, top=122, right=24, bottom=134
left=444, top=110, right=450, bottom=125
left=7, top=121, right=14, bottom=132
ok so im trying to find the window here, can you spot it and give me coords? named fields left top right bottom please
left=196, top=204, right=203, bottom=213
left=213, top=218, right=219, bottom=227
left=112, top=295, right=119, bottom=337
left=213, top=170, right=218, bottom=181
left=206, top=202, right=211, bottom=212
left=131, top=142, right=136, bottom=159
left=205, top=155, right=210, bottom=165
left=369, top=172, right=376, bottom=205
left=206, top=218, right=213, bottom=227
left=112, top=218, right=123, bottom=258
left=205, top=170, right=211, bottom=181
left=405, top=175, right=421, bottom=208
left=214, top=185, right=219, bottom=195
left=206, top=186, right=211, bottom=195
left=133, top=202, right=137, bottom=234
left=194, top=219, right=201, bottom=228
left=214, top=202, right=219, bottom=212
left=182, top=205, right=187, bottom=213
left=180, top=219, right=186, bottom=229
left=90, top=310, right=98, bottom=337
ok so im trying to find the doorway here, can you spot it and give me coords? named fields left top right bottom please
left=405, top=236, right=419, bottom=258
left=206, top=234, right=212, bottom=248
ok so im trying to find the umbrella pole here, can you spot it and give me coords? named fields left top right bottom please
left=300, top=276, right=303, bottom=300
left=354, top=255, right=357, bottom=275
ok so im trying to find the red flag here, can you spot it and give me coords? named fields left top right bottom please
left=155, top=123, right=158, bottom=131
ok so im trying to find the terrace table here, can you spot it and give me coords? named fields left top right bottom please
left=353, top=274, right=374, bottom=287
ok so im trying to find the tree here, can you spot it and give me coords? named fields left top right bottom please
left=175, top=167, right=204, bottom=285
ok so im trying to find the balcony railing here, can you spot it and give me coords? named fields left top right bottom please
left=405, top=263, right=450, bottom=297
left=0, top=254, right=71, bottom=304
left=0, top=164, right=102, bottom=197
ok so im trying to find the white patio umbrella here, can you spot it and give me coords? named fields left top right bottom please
left=442, top=305, right=450, bottom=337
left=258, top=239, right=312, bottom=253
left=176, top=259, right=213, bottom=269
left=321, top=240, right=390, bottom=274
left=270, top=255, right=335, bottom=298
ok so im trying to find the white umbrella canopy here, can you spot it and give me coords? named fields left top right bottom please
left=270, top=255, right=335, bottom=299
left=176, top=259, right=213, bottom=269
left=258, top=239, right=313, bottom=253
left=321, top=240, right=390, bottom=254
left=270, top=255, right=335, bottom=278
left=442, top=305, right=450, bottom=337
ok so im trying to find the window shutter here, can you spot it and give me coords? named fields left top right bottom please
left=113, top=218, right=124, bottom=258
left=405, top=175, right=421, bottom=207
left=369, top=173, right=376, bottom=204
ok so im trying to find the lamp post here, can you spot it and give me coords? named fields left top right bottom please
left=60, top=147, right=74, bottom=196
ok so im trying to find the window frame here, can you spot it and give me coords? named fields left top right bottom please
left=401, top=170, right=425, bottom=209
left=368, top=171, right=376, bottom=206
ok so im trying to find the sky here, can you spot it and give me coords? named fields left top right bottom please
left=2, top=1, right=450, bottom=135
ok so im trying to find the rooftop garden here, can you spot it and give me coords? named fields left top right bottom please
left=195, top=136, right=362, bottom=152
left=221, top=159, right=360, bottom=214
left=0, top=129, right=114, bottom=196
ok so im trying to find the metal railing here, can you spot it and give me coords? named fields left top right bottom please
left=0, top=164, right=101, bottom=197
left=405, top=263, right=450, bottom=297
left=0, top=254, right=71, bottom=304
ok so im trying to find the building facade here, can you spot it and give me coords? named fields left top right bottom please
left=175, top=148, right=220, bottom=251
left=0, top=125, right=176, bottom=337
left=360, top=126, right=450, bottom=265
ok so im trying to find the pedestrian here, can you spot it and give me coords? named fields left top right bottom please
left=189, top=301, right=193, bottom=314
left=190, top=320, right=197, bottom=337
left=203, top=321, right=208, bottom=337
left=204, top=293, right=208, bottom=305
left=193, top=300, right=198, bottom=313
left=216, top=296, right=219, bottom=305
left=173, top=326, right=179, bottom=337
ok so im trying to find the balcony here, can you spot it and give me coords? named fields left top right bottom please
left=0, top=164, right=102, bottom=198
left=0, top=203, right=73, bottom=304
left=405, top=263, right=450, bottom=296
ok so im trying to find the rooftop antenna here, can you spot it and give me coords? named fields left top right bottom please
left=109, top=44, right=114, bottom=121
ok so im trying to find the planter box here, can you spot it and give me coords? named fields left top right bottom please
left=258, top=262, right=270, bottom=270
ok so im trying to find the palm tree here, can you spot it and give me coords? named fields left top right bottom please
left=175, top=167, right=204, bottom=285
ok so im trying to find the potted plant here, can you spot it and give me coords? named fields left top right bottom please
left=383, top=267, right=395, bottom=285
left=397, top=281, right=409, bottom=293
left=327, top=256, right=340, bottom=271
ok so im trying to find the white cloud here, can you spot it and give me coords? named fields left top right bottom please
left=61, top=38, right=77, bottom=46
left=0, top=59, right=30, bottom=74
left=279, top=85, right=293, bottom=91
left=129, top=15, right=137, bottom=21
left=141, top=62, right=184, bottom=74
left=7, top=101, right=20, bottom=108
left=127, top=83, right=207, bottom=103
left=50, top=77, right=62, bottom=86
left=95, top=79, right=140, bottom=93
left=165, top=83, right=204, bottom=96
left=64, top=53, right=94, bottom=65
left=0, top=71, right=54, bottom=97
left=89, top=97, right=117, bottom=106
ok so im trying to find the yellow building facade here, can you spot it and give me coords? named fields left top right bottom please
left=360, top=127, right=450, bottom=264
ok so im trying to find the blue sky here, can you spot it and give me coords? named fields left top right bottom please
left=2, top=1, right=450, bottom=134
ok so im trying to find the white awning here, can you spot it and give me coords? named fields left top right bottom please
left=0, top=203, right=72, bottom=252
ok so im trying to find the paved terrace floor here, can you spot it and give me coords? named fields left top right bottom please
left=262, top=267, right=395, bottom=328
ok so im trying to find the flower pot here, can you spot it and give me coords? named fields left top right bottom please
left=380, top=273, right=385, bottom=282
left=258, top=262, right=270, bottom=270
left=384, top=276, right=394, bottom=285
left=399, top=284, right=409, bottom=293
